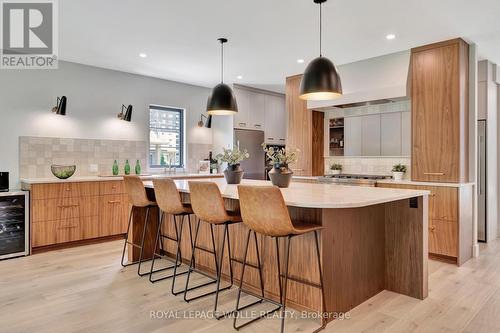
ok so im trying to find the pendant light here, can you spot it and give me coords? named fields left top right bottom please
left=207, top=38, right=238, bottom=115
left=299, top=0, right=342, bottom=101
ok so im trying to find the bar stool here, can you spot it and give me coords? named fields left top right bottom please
left=121, top=175, right=158, bottom=277
left=184, top=181, right=261, bottom=319
left=149, top=178, right=195, bottom=287
left=235, top=185, right=327, bottom=333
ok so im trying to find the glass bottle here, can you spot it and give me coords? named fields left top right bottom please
left=112, top=160, right=119, bottom=176
left=135, top=160, right=141, bottom=175
left=124, top=160, right=131, bottom=175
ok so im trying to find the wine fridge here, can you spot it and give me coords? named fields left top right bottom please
left=0, top=191, right=29, bottom=260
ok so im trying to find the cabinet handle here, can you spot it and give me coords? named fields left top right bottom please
left=57, top=204, right=79, bottom=208
left=423, top=172, right=445, bottom=176
left=65, top=188, right=71, bottom=191
left=291, top=168, right=304, bottom=171
left=254, top=124, right=262, bottom=128
left=108, top=200, right=121, bottom=204
left=267, top=137, right=275, bottom=140
left=58, top=225, right=78, bottom=230
left=238, top=122, right=247, bottom=126
left=279, top=138, right=286, bottom=141
left=429, top=226, right=436, bottom=231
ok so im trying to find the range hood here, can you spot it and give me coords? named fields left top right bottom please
left=308, top=50, right=411, bottom=110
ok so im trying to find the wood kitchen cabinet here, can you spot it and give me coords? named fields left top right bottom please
left=377, top=182, right=473, bottom=265
left=29, top=181, right=129, bottom=249
left=410, top=38, right=469, bottom=183
left=286, top=74, right=324, bottom=176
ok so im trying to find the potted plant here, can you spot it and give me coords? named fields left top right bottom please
left=330, top=163, right=342, bottom=175
left=392, top=164, right=407, bottom=181
left=262, top=144, right=298, bottom=188
left=215, top=147, right=250, bottom=184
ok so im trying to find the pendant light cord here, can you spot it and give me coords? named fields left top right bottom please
left=319, top=1, right=322, bottom=57
left=220, top=41, right=224, bottom=83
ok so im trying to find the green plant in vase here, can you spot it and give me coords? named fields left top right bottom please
left=262, top=143, right=298, bottom=188
left=215, top=146, right=250, bottom=184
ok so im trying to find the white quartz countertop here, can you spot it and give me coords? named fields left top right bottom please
left=376, top=179, right=475, bottom=188
left=20, top=173, right=223, bottom=185
left=143, top=178, right=429, bottom=209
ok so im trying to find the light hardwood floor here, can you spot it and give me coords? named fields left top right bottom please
left=1, top=240, right=500, bottom=333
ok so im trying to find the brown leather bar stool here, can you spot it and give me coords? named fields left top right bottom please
left=121, top=175, right=158, bottom=277
left=235, top=185, right=327, bottom=333
left=149, top=178, right=196, bottom=286
left=184, top=181, right=262, bottom=319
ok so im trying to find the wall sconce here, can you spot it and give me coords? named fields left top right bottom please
left=51, top=96, right=67, bottom=115
left=118, top=104, right=133, bottom=121
left=197, top=113, right=212, bottom=128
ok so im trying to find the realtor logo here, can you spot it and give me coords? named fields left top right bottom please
left=1, top=0, right=58, bottom=69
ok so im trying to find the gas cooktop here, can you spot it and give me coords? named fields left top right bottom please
left=324, top=174, right=392, bottom=180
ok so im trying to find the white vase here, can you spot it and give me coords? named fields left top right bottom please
left=392, top=171, right=404, bottom=181
left=330, top=169, right=341, bottom=175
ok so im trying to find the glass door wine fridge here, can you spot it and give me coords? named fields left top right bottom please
left=0, top=191, right=29, bottom=259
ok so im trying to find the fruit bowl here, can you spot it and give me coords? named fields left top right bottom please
left=51, top=165, right=76, bottom=179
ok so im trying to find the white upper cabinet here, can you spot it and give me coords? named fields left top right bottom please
left=264, top=94, right=286, bottom=144
left=381, top=112, right=402, bottom=156
left=344, top=116, right=362, bottom=156
left=233, top=86, right=286, bottom=144
left=361, top=114, right=381, bottom=156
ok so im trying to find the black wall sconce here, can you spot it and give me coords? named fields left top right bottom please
left=118, top=104, right=133, bottom=121
left=51, top=96, right=67, bottom=115
left=197, top=113, right=212, bottom=128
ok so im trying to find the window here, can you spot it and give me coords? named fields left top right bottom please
left=149, top=105, right=184, bottom=168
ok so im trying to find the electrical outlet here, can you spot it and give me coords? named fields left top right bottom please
left=89, top=164, right=99, bottom=173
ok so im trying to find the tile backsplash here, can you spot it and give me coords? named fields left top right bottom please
left=324, top=157, right=411, bottom=178
left=19, top=136, right=147, bottom=178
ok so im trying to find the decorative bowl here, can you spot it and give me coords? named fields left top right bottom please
left=51, top=165, right=76, bottom=179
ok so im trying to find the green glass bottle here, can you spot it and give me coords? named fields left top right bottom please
left=124, top=160, right=131, bottom=175
left=135, top=160, right=141, bottom=175
left=112, top=160, right=119, bottom=176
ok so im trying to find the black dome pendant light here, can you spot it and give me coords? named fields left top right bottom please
left=299, top=0, right=342, bottom=101
left=207, top=38, right=238, bottom=115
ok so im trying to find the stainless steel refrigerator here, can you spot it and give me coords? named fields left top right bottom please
left=234, top=129, right=266, bottom=180
left=478, top=120, right=487, bottom=242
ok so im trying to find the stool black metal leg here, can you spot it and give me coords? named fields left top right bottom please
left=276, top=237, right=283, bottom=304
left=120, top=206, right=134, bottom=267
left=312, top=230, right=327, bottom=333
left=171, top=214, right=196, bottom=296
left=253, top=231, right=265, bottom=298
left=226, top=225, right=234, bottom=285
left=137, top=207, right=151, bottom=277
left=148, top=213, right=185, bottom=283
left=182, top=219, right=219, bottom=301
left=233, top=229, right=251, bottom=329
left=183, top=220, right=232, bottom=303
left=213, top=223, right=228, bottom=317
left=233, top=231, right=280, bottom=330
left=280, top=236, right=292, bottom=333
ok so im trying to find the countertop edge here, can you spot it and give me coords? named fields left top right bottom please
left=20, top=173, right=224, bottom=185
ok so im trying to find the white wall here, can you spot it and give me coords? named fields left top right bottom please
left=0, top=61, right=214, bottom=187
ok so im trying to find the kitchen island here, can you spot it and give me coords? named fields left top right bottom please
left=135, top=178, right=429, bottom=322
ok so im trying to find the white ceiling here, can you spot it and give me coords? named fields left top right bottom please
left=60, top=0, right=500, bottom=92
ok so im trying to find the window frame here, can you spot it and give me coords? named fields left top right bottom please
left=148, top=104, right=185, bottom=169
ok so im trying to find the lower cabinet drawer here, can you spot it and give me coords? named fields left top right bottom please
left=32, top=196, right=99, bottom=222
left=32, top=216, right=99, bottom=247
left=429, top=219, right=458, bottom=257
left=99, top=194, right=130, bottom=236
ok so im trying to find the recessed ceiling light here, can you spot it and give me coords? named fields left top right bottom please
left=297, top=59, right=305, bottom=64
left=237, top=75, right=243, bottom=80
left=139, top=53, right=147, bottom=58
left=386, top=34, right=396, bottom=40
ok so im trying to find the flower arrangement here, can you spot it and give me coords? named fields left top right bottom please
left=215, top=147, right=250, bottom=166
left=261, top=143, right=298, bottom=169
left=330, top=163, right=342, bottom=171
left=392, top=164, right=407, bottom=173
